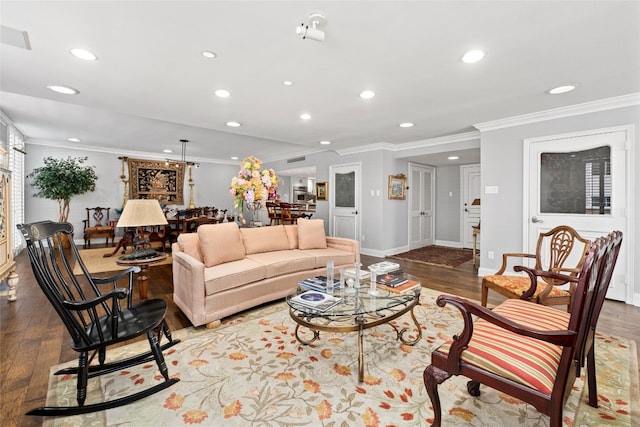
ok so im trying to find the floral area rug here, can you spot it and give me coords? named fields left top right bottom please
left=389, top=246, right=474, bottom=268
left=43, top=288, right=637, bottom=426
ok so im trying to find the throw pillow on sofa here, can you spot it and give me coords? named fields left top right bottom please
left=297, top=218, right=328, bottom=249
left=240, top=226, right=290, bottom=254
left=177, top=233, right=204, bottom=262
left=198, top=222, right=246, bottom=267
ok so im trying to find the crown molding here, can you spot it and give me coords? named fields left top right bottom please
left=474, top=93, right=640, bottom=132
left=335, top=131, right=480, bottom=156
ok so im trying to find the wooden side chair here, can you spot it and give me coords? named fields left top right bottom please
left=83, top=207, right=115, bottom=248
left=279, top=202, right=295, bottom=224
left=424, top=230, right=622, bottom=427
left=481, top=225, right=590, bottom=311
left=17, top=221, right=181, bottom=416
left=266, top=201, right=281, bottom=225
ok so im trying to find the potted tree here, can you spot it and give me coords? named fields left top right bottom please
left=28, top=156, right=98, bottom=245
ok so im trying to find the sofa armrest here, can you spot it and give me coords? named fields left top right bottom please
left=172, top=251, right=207, bottom=326
left=326, top=236, right=360, bottom=262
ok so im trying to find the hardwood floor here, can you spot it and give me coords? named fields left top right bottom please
left=1, top=249, right=638, bottom=426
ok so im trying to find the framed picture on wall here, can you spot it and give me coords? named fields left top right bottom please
left=316, top=182, right=328, bottom=200
left=388, top=174, right=406, bottom=200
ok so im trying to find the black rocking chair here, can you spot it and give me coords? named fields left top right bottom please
left=17, top=221, right=181, bottom=417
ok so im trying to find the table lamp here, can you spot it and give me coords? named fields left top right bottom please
left=116, top=199, right=168, bottom=259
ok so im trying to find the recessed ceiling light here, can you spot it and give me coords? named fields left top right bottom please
left=47, top=85, right=79, bottom=95
left=319, top=140, right=331, bottom=145
left=231, top=156, right=239, bottom=160
left=399, top=122, right=414, bottom=128
left=461, top=49, right=485, bottom=64
left=283, top=80, right=293, bottom=86
left=448, top=156, right=460, bottom=160
left=359, top=90, right=375, bottom=99
left=163, top=149, right=173, bottom=153
left=300, top=113, right=311, bottom=120
left=69, top=48, right=97, bottom=61
left=67, top=137, right=81, bottom=142
left=548, top=84, right=578, bottom=95
left=226, top=121, right=242, bottom=127
left=215, top=89, right=231, bottom=98
left=201, top=50, right=217, bottom=58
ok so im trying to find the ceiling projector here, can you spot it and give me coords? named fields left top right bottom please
left=296, top=13, right=326, bottom=42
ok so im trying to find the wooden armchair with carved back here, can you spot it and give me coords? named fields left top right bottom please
left=83, top=207, right=115, bottom=248
left=481, top=225, right=590, bottom=311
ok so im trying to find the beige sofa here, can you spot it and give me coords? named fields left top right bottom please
left=172, top=218, right=360, bottom=328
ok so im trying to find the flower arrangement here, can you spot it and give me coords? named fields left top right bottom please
left=229, top=156, right=279, bottom=223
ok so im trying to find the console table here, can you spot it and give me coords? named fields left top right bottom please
left=472, top=224, right=480, bottom=266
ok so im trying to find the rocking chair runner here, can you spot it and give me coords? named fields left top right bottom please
left=17, top=221, right=181, bottom=417
left=423, top=230, right=622, bottom=427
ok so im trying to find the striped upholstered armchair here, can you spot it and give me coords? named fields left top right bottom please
left=424, top=231, right=622, bottom=427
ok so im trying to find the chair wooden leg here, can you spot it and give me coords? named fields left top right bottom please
left=77, top=352, right=89, bottom=407
left=466, top=380, right=481, bottom=396
left=147, top=329, right=170, bottom=381
left=586, top=344, right=598, bottom=407
left=423, top=365, right=451, bottom=427
left=481, top=283, right=489, bottom=307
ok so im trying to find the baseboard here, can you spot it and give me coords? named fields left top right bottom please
left=361, top=245, right=409, bottom=258
left=434, top=240, right=463, bottom=248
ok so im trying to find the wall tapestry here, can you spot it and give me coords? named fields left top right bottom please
left=128, top=158, right=185, bottom=204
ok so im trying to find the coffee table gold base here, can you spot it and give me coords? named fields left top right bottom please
left=291, top=305, right=422, bottom=382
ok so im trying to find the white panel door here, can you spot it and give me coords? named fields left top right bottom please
left=461, top=164, right=481, bottom=248
left=329, top=163, right=361, bottom=240
left=408, top=163, right=434, bottom=250
left=525, top=127, right=630, bottom=302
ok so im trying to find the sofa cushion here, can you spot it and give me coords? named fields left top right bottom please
left=204, top=258, right=266, bottom=295
left=246, top=250, right=316, bottom=278
left=177, top=233, right=203, bottom=262
left=298, top=247, right=357, bottom=268
left=297, top=218, right=327, bottom=249
left=198, top=222, right=246, bottom=267
left=240, top=226, right=290, bottom=254
left=284, top=225, right=299, bottom=249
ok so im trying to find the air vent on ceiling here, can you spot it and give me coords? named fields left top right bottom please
left=287, top=156, right=306, bottom=163
left=1, top=26, right=31, bottom=50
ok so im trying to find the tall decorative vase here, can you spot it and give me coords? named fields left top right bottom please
left=248, top=201, right=262, bottom=227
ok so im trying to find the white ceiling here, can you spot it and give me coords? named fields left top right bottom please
left=1, top=1, right=639, bottom=167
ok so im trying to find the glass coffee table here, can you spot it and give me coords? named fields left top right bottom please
left=286, top=275, right=422, bottom=382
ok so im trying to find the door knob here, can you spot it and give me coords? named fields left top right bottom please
left=531, top=216, right=543, bottom=223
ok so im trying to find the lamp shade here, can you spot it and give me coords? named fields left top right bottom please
left=471, top=198, right=481, bottom=206
left=116, top=199, right=168, bottom=227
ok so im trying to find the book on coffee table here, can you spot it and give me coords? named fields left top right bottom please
left=368, top=261, right=401, bottom=273
left=290, top=291, right=342, bottom=311
left=299, top=276, right=342, bottom=292
left=377, top=279, right=421, bottom=294
left=376, top=273, right=408, bottom=288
